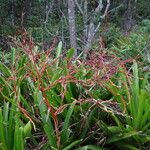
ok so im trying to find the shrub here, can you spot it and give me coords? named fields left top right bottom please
left=111, top=20, right=150, bottom=65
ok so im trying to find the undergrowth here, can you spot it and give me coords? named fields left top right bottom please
left=0, top=35, right=150, bottom=150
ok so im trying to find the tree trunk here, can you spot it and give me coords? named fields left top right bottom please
left=122, top=0, right=136, bottom=34
left=67, top=0, right=77, bottom=57
left=75, top=0, right=110, bottom=54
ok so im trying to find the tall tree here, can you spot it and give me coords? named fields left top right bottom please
left=74, top=0, right=110, bottom=53
left=68, top=0, right=77, bottom=57
left=122, top=0, right=136, bottom=34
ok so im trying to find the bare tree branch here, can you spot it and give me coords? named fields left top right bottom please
left=72, top=0, right=111, bottom=54
left=95, top=0, right=103, bottom=14
left=44, top=0, right=54, bottom=24
left=84, top=0, right=111, bottom=50
left=95, top=0, right=111, bottom=32
left=74, top=0, right=84, bottom=15
left=68, top=0, right=77, bottom=56
left=102, top=0, right=110, bottom=18
left=83, top=0, right=88, bottom=43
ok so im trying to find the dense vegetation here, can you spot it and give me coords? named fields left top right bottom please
left=0, top=0, right=150, bottom=150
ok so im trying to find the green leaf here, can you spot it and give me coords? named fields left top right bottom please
left=44, top=123, right=57, bottom=149
left=63, top=139, right=82, bottom=150
left=11, top=48, right=16, bottom=67
left=121, top=144, right=140, bottom=150
left=107, top=131, right=138, bottom=143
left=134, top=90, right=147, bottom=129
left=14, top=121, right=24, bottom=150
left=56, top=41, right=62, bottom=58
left=23, top=121, right=32, bottom=137
left=0, top=63, right=11, bottom=77
left=107, top=126, right=122, bottom=134
left=67, top=48, right=75, bottom=60
left=0, top=108, right=6, bottom=145
left=132, top=61, right=139, bottom=94
left=61, top=103, right=75, bottom=144
left=0, top=143, right=7, bottom=150
left=33, top=89, right=47, bottom=123
left=17, top=54, right=27, bottom=76
left=75, top=145, right=108, bottom=150
left=3, top=102, right=9, bottom=123
left=56, top=41, right=62, bottom=67
left=141, top=107, right=150, bottom=129
left=51, top=69, right=63, bottom=82
left=8, top=102, right=16, bottom=150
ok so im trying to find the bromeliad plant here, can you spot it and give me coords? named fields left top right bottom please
left=0, top=38, right=105, bottom=149
left=0, top=102, right=32, bottom=150
left=0, top=33, right=150, bottom=150
left=99, top=61, right=150, bottom=149
left=0, top=48, right=32, bottom=150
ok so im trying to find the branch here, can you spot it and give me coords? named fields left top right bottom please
left=94, top=21, right=102, bottom=34
left=74, top=0, right=84, bottom=15
left=44, top=0, right=54, bottom=24
left=102, top=0, right=110, bottom=18
left=108, top=4, right=123, bottom=13
left=95, top=0, right=103, bottom=14
left=94, top=0, right=110, bottom=35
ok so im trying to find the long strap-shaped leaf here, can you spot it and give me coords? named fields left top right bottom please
left=61, top=103, right=75, bottom=144
left=0, top=108, right=7, bottom=149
